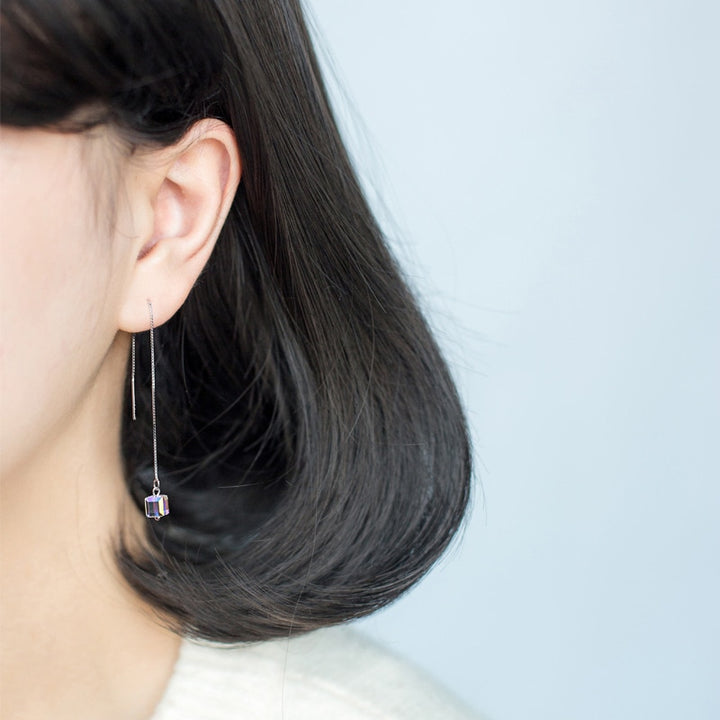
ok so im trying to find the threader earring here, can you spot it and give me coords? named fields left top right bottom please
left=131, top=298, right=170, bottom=521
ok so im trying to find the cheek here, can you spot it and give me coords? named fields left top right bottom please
left=0, top=130, right=114, bottom=475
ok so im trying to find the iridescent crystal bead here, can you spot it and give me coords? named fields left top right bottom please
left=145, top=494, right=170, bottom=520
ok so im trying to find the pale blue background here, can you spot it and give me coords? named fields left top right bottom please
left=303, top=1, right=719, bottom=718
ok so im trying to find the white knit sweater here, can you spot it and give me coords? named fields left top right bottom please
left=148, top=624, right=485, bottom=719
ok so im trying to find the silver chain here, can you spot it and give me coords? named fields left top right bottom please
left=130, top=333, right=136, bottom=421
left=130, top=301, right=160, bottom=496
left=148, top=299, right=161, bottom=496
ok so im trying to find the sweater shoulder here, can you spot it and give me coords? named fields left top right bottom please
left=150, top=624, right=486, bottom=720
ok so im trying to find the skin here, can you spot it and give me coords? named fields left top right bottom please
left=0, top=118, right=241, bottom=719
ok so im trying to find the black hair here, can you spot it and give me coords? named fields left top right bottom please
left=1, top=0, right=473, bottom=642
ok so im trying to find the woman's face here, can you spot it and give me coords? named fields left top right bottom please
left=0, top=125, right=128, bottom=477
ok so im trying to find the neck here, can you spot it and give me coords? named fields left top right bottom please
left=0, top=332, right=181, bottom=720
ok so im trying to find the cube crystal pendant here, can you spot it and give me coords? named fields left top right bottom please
left=145, top=493, right=170, bottom=520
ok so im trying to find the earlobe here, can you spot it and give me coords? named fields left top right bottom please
left=118, top=120, right=241, bottom=333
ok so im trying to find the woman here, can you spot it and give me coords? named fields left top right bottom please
left=0, top=1, right=481, bottom=718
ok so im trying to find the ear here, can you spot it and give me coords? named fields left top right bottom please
left=117, top=119, right=241, bottom=332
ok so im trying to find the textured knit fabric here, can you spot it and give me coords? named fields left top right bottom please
left=148, top=624, right=485, bottom=720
